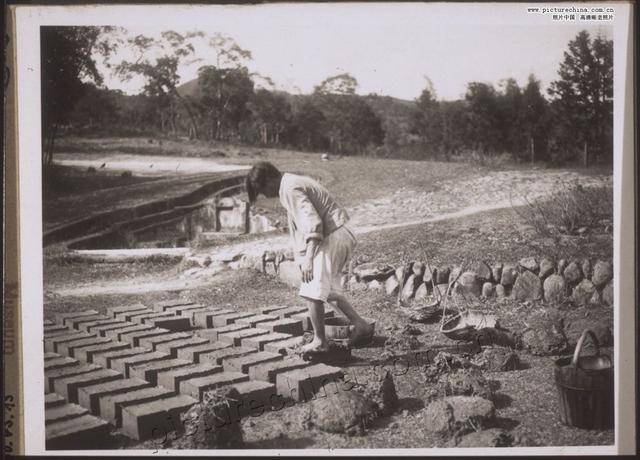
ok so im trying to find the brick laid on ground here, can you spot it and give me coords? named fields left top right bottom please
left=45, top=393, right=66, bottom=409
left=54, top=368, right=123, bottom=403
left=177, top=307, right=213, bottom=326
left=106, top=303, right=147, bottom=318
left=211, top=312, right=255, bottom=327
left=157, top=363, right=222, bottom=392
left=192, top=308, right=235, bottom=328
left=77, top=377, right=151, bottom=415
left=58, top=337, right=112, bottom=358
left=45, top=414, right=111, bottom=450
left=44, top=319, right=55, bottom=326
left=99, top=387, right=174, bottom=427
left=224, top=380, right=278, bottom=418
left=291, top=310, right=335, bottom=331
left=147, top=316, right=191, bottom=332
left=44, top=329, right=78, bottom=340
left=255, top=319, right=304, bottom=336
left=138, top=332, right=192, bottom=351
left=44, top=352, right=60, bottom=361
left=45, top=403, right=89, bottom=425
left=276, top=363, right=344, bottom=402
left=261, top=305, right=293, bottom=315
left=121, top=394, right=197, bottom=441
left=129, top=358, right=192, bottom=385
left=110, top=351, right=171, bottom=377
left=248, top=357, right=310, bottom=383
left=242, top=332, right=294, bottom=351
left=94, top=347, right=148, bottom=369
left=44, top=325, right=71, bottom=335
left=176, top=342, right=232, bottom=363
left=273, top=306, right=308, bottom=318
left=80, top=319, right=125, bottom=333
left=180, top=372, right=249, bottom=400
left=70, top=314, right=110, bottom=330
left=55, top=310, right=99, bottom=327
left=91, top=322, right=142, bottom=338
left=120, top=328, right=171, bottom=347
left=46, top=364, right=101, bottom=393
left=165, top=304, right=205, bottom=316
left=114, top=308, right=155, bottom=322
left=155, top=336, right=209, bottom=358
left=45, top=356, right=79, bottom=371
left=218, top=328, right=269, bottom=346
left=129, top=311, right=174, bottom=324
left=75, top=341, right=131, bottom=364
left=199, top=346, right=256, bottom=366
left=155, top=300, right=196, bottom=312
left=104, top=324, right=155, bottom=341
left=45, top=332, right=95, bottom=353
left=236, top=314, right=278, bottom=328
left=223, top=351, right=283, bottom=374
left=196, top=323, right=249, bottom=341
left=264, top=336, right=304, bottom=355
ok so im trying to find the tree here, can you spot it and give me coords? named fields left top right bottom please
left=248, top=89, right=291, bottom=145
left=464, top=82, right=502, bottom=156
left=314, top=73, right=358, bottom=95
left=290, top=98, right=328, bottom=150
left=520, top=74, right=550, bottom=163
left=548, top=30, right=613, bottom=165
left=41, top=26, right=115, bottom=166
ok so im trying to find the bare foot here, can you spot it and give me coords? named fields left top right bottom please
left=301, top=338, right=330, bottom=354
left=349, top=322, right=375, bottom=347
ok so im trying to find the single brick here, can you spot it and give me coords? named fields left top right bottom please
left=167, top=304, right=206, bottom=316
left=80, top=319, right=125, bottom=333
left=45, top=403, right=89, bottom=425
left=138, top=332, right=192, bottom=351
left=225, top=380, right=277, bottom=418
left=129, top=358, right=192, bottom=385
left=115, top=308, right=155, bottom=322
left=148, top=316, right=191, bottom=332
left=157, top=363, right=222, bottom=392
left=121, top=394, right=197, bottom=441
left=211, top=311, right=255, bottom=327
left=93, top=347, right=148, bottom=369
left=236, top=314, right=278, bottom=327
left=44, top=352, right=60, bottom=361
left=260, top=305, right=293, bottom=315
left=291, top=310, right=335, bottom=331
left=45, top=414, right=111, bottom=450
left=77, top=377, right=151, bottom=415
left=55, top=310, right=99, bottom=327
left=263, top=336, right=304, bottom=355
left=120, top=328, right=171, bottom=347
left=176, top=342, right=232, bottom=363
left=155, top=300, right=196, bottom=312
left=155, top=336, right=209, bottom=358
left=105, top=324, right=155, bottom=341
left=218, top=328, right=269, bottom=347
left=248, top=358, right=310, bottom=383
left=106, top=303, right=147, bottom=318
left=92, top=322, right=141, bottom=338
left=110, top=351, right=171, bottom=377
left=58, top=337, right=112, bottom=358
left=45, top=393, right=66, bottom=409
left=180, top=372, right=249, bottom=400
left=70, top=314, right=110, bottom=330
left=44, top=319, right=56, bottom=326
left=177, top=307, right=212, bottom=326
left=99, top=387, right=174, bottom=427
left=128, top=311, right=173, bottom=324
left=45, top=356, right=79, bottom=371
left=255, top=319, right=304, bottom=336
left=276, top=363, right=344, bottom=402
left=223, top=351, right=282, bottom=374
left=54, top=369, right=123, bottom=403
left=75, top=341, right=131, bottom=364
left=45, top=332, right=95, bottom=353
left=44, top=330, right=77, bottom=341
left=46, top=364, right=101, bottom=393
left=196, top=323, right=250, bottom=341
left=44, top=325, right=71, bottom=335
left=192, top=308, right=235, bottom=328
left=241, top=332, right=293, bottom=351
left=199, top=346, right=256, bottom=366
left=273, top=306, right=308, bottom=318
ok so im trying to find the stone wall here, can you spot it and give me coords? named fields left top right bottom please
left=239, top=252, right=614, bottom=308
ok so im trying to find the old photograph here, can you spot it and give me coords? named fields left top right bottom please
left=6, top=1, right=636, bottom=455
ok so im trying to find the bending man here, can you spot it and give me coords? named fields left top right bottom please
left=245, top=161, right=374, bottom=353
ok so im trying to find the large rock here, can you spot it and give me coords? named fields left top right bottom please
left=581, top=259, right=592, bottom=280
left=435, top=283, right=450, bottom=298
left=412, top=262, right=426, bottom=277
left=353, top=263, right=395, bottom=282
left=519, top=257, right=539, bottom=274
left=437, top=368, right=494, bottom=401
left=424, top=396, right=495, bottom=435
left=364, top=370, right=398, bottom=417
left=452, top=272, right=481, bottom=298
left=401, top=274, right=418, bottom=301
left=521, top=310, right=569, bottom=356
left=539, top=257, right=555, bottom=279
left=572, top=279, right=597, bottom=307
left=592, top=260, right=613, bottom=288
left=557, top=259, right=567, bottom=275
left=436, top=267, right=451, bottom=285
left=367, top=280, right=383, bottom=291
left=563, top=261, right=583, bottom=285
left=602, top=281, right=613, bottom=306
left=448, top=266, right=462, bottom=285
left=385, top=275, right=400, bottom=296
left=304, top=390, right=378, bottom=436
left=470, top=261, right=492, bottom=282
left=179, top=387, right=244, bottom=448
left=414, top=283, right=429, bottom=301
left=491, top=264, right=503, bottom=284
left=473, top=346, right=520, bottom=372
left=450, top=428, right=514, bottom=447
left=563, top=315, right=613, bottom=348
left=500, top=265, right=518, bottom=286
left=543, top=274, right=567, bottom=304
left=495, top=284, right=506, bottom=299
left=396, top=262, right=414, bottom=288
left=423, top=266, right=436, bottom=286
left=481, top=282, right=495, bottom=298
left=511, top=271, right=542, bottom=301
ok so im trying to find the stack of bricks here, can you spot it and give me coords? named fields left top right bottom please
left=43, top=301, right=345, bottom=446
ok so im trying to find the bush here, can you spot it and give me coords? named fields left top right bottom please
left=514, top=182, right=612, bottom=238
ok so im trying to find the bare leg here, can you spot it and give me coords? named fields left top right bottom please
left=301, top=297, right=329, bottom=352
left=327, top=293, right=374, bottom=344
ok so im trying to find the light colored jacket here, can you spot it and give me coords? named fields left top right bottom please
left=279, top=173, right=350, bottom=257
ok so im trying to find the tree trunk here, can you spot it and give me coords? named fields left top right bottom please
left=530, top=135, right=535, bottom=165
left=170, top=88, right=199, bottom=139
left=583, top=139, right=588, bottom=168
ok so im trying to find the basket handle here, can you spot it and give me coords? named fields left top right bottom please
left=571, top=329, right=600, bottom=367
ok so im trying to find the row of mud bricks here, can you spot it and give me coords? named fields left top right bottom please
left=44, top=301, right=343, bottom=449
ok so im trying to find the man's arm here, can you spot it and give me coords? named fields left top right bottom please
left=289, top=186, right=323, bottom=257
left=300, top=237, right=320, bottom=283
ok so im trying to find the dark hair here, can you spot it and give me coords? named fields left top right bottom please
left=245, top=161, right=282, bottom=204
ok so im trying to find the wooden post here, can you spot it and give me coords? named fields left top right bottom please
left=213, top=199, right=221, bottom=232
left=243, top=201, right=250, bottom=234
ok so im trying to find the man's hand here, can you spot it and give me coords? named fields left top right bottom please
left=300, top=255, right=314, bottom=283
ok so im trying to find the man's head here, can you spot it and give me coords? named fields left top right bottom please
left=245, top=161, right=283, bottom=205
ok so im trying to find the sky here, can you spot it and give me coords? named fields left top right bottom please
left=95, top=3, right=614, bottom=101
